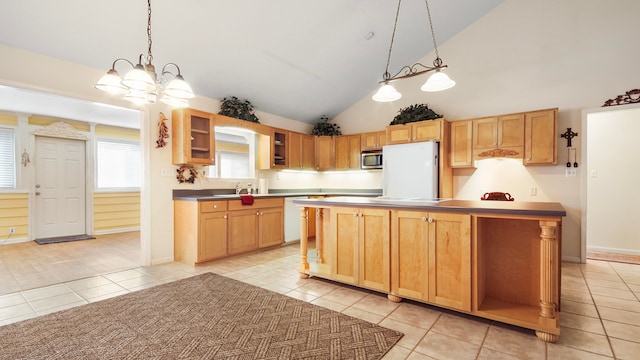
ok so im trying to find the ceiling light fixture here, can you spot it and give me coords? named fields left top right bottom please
left=95, top=0, right=194, bottom=108
left=372, top=0, right=455, bottom=102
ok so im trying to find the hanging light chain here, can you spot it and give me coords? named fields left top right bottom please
left=382, top=0, right=403, bottom=81
left=424, top=0, right=442, bottom=67
left=147, top=0, right=153, bottom=63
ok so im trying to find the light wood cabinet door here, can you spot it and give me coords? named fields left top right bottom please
left=473, top=115, right=524, bottom=160
left=360, top=131, right=386, bottom=151
left=227, top=209, right=259, bottom=255
left=334, top=136, right=349, bottom=170
left=315, top=136, right=334, bottom=170
left=330, top=207, right=390, bottom=291
left=359, top=208, right=390, bottom=292
left=331, top=207, right=359, bottom=285
left=413, top=120, right=442, bottom=142
left=288, top=131, right=302, bottom=169
left=473, top=117, right=498, bottom=150
left=391, top=210, right=429, bottom=301
left=450, top=120, right=473, bottom=168
left=199, top=212, right=228, bottom=261
left=428, top=212, right=471, bottom=311
left=301, top=134, right=316, bottom=170
left=524, top=109, right=557, bottom=165
left=498, top=114, right=525, bottom=149
left=171, top=108, right=215, bottom=165
left=334, top=135, right=361, bottom=170
left=348, top=135, right=361, bottom=169
left=258, top=206, right=284, bottom=248
left=386, top=124, right=412, bottom=144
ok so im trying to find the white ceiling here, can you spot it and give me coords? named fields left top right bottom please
left=0, top=0, right=503, bottom=126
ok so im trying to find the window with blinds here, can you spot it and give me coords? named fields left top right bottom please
left=0, top=127, right=16, bottom=188
left=96, top=139, right=141, bottom=189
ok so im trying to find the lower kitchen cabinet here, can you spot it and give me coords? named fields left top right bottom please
left=257, top=206, right=284, bottom=248
left=174, top=199, right=228, bottom=265
left=228, top=197, right=284, bottom=254
left=200, top=211, right=228, bottom=261
left=227, top=209, right=260, bottom=255
left=330, top=207, right=390, bottom=292
left=391, top=210, right=471, bottom=311
left=174, top=197, right=284, bottom=264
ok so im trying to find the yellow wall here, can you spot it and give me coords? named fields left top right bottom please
left=93, top=192, right=140, bottom=233
left=0, top=114, right=17, bottom=126
left=0, top=193, right=28, bottom=239
left=29, top=115, right=90, bottom=131
left=95, top=125, right=139, bottom=141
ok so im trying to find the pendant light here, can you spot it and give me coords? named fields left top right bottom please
left=372, top=0, right=455, bottom=102
left=95, top=0, right=194, bottom=107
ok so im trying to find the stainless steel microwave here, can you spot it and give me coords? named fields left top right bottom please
left=361, top=151, right=383, bottom=169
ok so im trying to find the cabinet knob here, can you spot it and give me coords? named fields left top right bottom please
left=256, top=212, right=260, bottom=216
left=354, top=213, right=358, bottom=217
left=213, top=205, right=217, bottom=208
left=224, top=215, right=227, bottom=219
left=428, top=218, right=434, bottom=223
left=421, top=216, right=427, bottom=222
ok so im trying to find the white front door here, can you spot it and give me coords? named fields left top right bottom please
left=35, top=136, right=86, bottom=238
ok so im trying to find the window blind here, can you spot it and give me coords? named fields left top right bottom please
left=0, top=127, right=15, bottom=188
left=96, top=139, right=141, bottom=189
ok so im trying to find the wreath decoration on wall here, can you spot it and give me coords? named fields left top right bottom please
left=176, top=165, right=199, bottom=184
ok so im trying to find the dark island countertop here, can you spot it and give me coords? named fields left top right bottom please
left=172, top=189, right=382, bottom=201
left=292, top=196, right=566, bottom=217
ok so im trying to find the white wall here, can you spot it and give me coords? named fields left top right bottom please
left=585, top=106, right=640, bottom=255
left=332, top=0, right=640, bottom=262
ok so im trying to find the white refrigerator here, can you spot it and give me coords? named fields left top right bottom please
left=382, top=141, right=439, bottom=199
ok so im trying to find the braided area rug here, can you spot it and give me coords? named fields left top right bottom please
left=0, top=272, right=402, bottom=359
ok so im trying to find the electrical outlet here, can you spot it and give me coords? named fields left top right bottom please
left=9, top=227, right=15, bottom=234
left=565, top=168, right=577, bottom=177
left=529, top=186, right=537, bottom=196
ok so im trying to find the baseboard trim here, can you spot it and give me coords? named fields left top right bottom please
left=587, top=246, right=640, bottom=257
left=94, top=227, right=141, bottom=236
left=0, top=237, right=29, bottom=245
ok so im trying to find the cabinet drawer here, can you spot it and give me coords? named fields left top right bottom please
left=199, top=200, right=228, bottom=213
left=228, top=197, right=284, bottom=211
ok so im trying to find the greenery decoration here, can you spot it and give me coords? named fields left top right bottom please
left=218, top=96, right=260, bottom=123
left=389, top=104, right=443, bottom=125
left=311, top=115, right=342, bottom=136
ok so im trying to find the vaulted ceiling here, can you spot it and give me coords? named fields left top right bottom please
left=0, top=0, right=503, bottom=125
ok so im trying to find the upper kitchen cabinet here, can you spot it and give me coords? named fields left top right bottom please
left=258, top=128, right=288, bottom=169
left=315, top=136, right=334, bottom=171
left=172, top=108, right=215, bottom=165
left=289, top=132, right=316, bottom=170
left=450, top=120, right=473, bottom=168
left=360, top=131, right=387, bottom=151
left=334, top=135, right=361, bottom=170
left=387, top=119, right=443, bottom=145
left=524, top=109, right=558, bottom=165
left=472, top=114, right=524, bottom=161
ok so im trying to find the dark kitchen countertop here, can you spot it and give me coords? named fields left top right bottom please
left=172, top=189, right=383, bottom=201
left=291, top=196, right=566, bottom=217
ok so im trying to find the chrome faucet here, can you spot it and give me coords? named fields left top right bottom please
left=235, top=182, right=253, bottom=195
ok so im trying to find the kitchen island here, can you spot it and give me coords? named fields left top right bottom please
left=292, top=197, right=565, bottom=342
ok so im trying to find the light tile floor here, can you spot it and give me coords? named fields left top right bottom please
left=1, top=236, right=639, bottom=359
